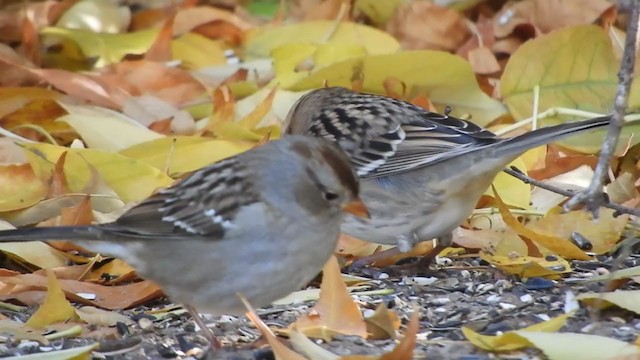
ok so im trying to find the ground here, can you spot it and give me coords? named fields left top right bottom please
left=1, top=255, right=639, bottom=359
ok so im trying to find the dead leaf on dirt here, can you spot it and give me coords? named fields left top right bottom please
left=285, top=255, right=367, bottom=341
left=462, top=312, right=572, bottom=351
left=0, top=272, right=163, bottom=310
left=242, top=295, right=310, bottom=360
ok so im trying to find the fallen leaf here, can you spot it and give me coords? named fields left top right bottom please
left=462, top=312, right=572, bottom=351
left=288, top=255, right=367, bottom=341
left=386, top=2, right=470, bottom=51
left=25, top=269, right=76, bottom=328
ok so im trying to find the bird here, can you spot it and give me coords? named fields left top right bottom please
left=0, top=135, right=369, bottom=347
left=284, top=86, right=612, bottom=268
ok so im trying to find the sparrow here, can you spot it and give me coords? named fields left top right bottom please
left=0, top=135, right=369, bottom=347
left=284, top=86, right=611, bottom=267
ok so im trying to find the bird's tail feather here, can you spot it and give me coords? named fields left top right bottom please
left=494, top=116, right=611, bottom=157
left=0, top=226, right=101, bottom=242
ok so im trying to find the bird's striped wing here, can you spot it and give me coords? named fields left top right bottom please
left=287, top=87, right=499, bottom=178
left=106, top=157, right=260, bottom=240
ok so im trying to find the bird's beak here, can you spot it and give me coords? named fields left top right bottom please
left=342, top=198, right=370, bottom=219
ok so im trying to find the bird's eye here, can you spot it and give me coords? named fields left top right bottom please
left=323, top=191, right=339, bottom=201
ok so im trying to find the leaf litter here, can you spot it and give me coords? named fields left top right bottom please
left=0, top=0, right=637, bottom=359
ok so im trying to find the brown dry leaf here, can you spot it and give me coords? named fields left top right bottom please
left=364, top=303, right=400, bottom=340
left=492, top=186, right=590, bottom=260
left=241, top=295, right=310, bottom=360
left=60, top=195, right=93, bottom=226
left=336, top=234, right=383, bottom=258
left=370, top=241, right=434, bottom=267
left=467, top=46, right=500, bottom=74
left=386, top=2, right=470, bottom=51
left=173, top=6, right=252, bottom=36
left=288, top=255, right=367, bottom=341
left=377, top=307, right=419, bottom=360
left=303, top=0, right=351, bottom=21
left=25, top=269, right=76, bottom=328
left=144, top=11, right=176, bottom=62
left=0, top=272, right=163, bottom=310
left=96, top=60, right=206, bottom=108
left=494, top=0, right=614, bottom=38
left=0, top=58, right=125, bottom=108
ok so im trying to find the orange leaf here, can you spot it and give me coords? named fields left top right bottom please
left=241, top=294, right=309, bottom=360
left=291, top=255, right=367, bottom=341
left=379, top=307, right=419, bottom=360
left=145, top=10, right=176, bottom=62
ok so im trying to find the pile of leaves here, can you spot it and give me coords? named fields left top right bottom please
left=0, top=0, right=639, bottom=359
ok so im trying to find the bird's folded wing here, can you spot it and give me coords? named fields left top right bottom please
left=108, top=157, right=260, bottom=240
left=351, top=114, right=499, bottom=179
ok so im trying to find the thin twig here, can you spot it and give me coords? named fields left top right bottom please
left=564, top=2, right=640, bottom=216
left=504, top=167, right=640, bottom=217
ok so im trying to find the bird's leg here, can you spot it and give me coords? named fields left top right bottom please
left=348, top=233, right=417, bottom=269
left=415, top=233, right=452, bottom=268
left=184, top=304, right=222, bottom=349
left=348, top=247, right=402, bottom=269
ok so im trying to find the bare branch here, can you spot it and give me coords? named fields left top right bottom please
left=504, top=167, right=640, bottom=217
left=563, top=2, right=640, bottom=216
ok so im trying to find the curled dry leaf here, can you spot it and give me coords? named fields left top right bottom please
left=492, top=186, right=590, bottom=260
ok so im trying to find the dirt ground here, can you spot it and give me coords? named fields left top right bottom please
left=1, top=254, right=639, bottom=360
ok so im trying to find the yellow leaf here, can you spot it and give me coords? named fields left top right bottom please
left=462, top=312, right=572, bottom=352
left=56, top=0, right=130, bottom=34
left=479, top=252, right=571, bottom=278
left=56, top=102, right=164, bottom=152
left=0, top=241, right=69, bottom=269
left=171, top=33, right=227, bottom=69
left=289, top=51, right=507, bottom=125
left=354, top=0, right=403, bottom=26
left=237, top=87, right=278, bottom=129
left=528, top=209, right=628, bottom=254
left=492, top=186, right=590, bottom=260
left=273, top=43, right=367, bottom=88
left=513, top=332, right=640, bottom=360
left=501, top=25, right=640, bottom=153
left=40, top=27, right=159, bottom=68
left=120, top=136, right=253, bottom=176
left=485, top=157, right=531, bottom=209
left=26, top=269, right=77, bottom=329
left=22, top=142, right=173, bottom=203
left=578, top=290, right=640, bottom=315
left=245, top=21, right=399, bottom=59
